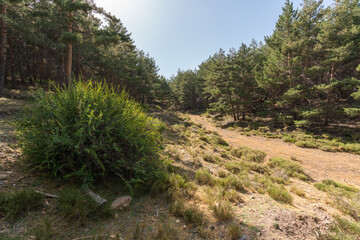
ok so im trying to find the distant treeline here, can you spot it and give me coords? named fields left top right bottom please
left=169, top=0, right=360, bottom=126
left=0, top=0, right=174, bottom=105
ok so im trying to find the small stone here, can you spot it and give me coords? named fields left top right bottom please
left=183, top=225, right=186, bottom=229
left=110, top=235, right=116, bottom=239
left=0, top=174, right=7, bottom=180
left=176, top=219, right=180, bottom=223
left=111, top=196, right=132, bottom=210
left=250, top=195, right=255, bottom=199
left=239, top=235, right=248, bottom=240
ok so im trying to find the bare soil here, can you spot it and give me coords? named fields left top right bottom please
left=189, top=114, right=360, bottom=187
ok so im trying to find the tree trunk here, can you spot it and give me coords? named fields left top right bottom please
left=66, top=11, right=73, bottom=86
left=287, top=51, right=292, bottom=87
left=0, top=5, right=7, bottom=93
left=228, top=94, right=237, bottom=121
left=40, top=48, right=44, bottom=85
left=330, top=62, right=335, bottom=81
left=9, top=43, right=15, bottom=89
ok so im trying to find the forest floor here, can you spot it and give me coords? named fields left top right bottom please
left=1, top=89, right=360, bottom=239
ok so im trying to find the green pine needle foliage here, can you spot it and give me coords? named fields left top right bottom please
left=15, top=81, right=165, bottom=189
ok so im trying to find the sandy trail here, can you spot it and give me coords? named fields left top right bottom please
left=190, top=114, right=360, bottom=187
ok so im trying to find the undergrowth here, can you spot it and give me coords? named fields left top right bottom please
left=15, top=81, right=165, bottom=190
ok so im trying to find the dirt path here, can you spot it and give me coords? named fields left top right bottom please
left=190, top=114, right=360, bottom=187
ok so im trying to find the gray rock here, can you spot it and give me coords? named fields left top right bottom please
left=111, top=196, right=132, bottom=210
left=239, top=235, right=248, bottom=240
left=0, top=174, right=7, bottom=180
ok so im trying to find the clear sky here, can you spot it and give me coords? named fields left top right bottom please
left=94, top=0, right=333, bottom=79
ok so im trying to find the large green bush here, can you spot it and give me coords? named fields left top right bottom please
left=16, top=81, right=165, bottom=189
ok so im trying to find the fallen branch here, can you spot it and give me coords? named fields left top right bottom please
left=72, top=234, right=108, bottom=240
left=82, top=186, right=107, bottom=205
left=35, top=190, right=58, bottom=198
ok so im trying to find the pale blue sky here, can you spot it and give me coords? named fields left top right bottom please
left=94, top=0, right=333, bottom=79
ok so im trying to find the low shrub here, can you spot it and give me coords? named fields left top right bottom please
left=212, top=201, right=233, bottom=221
left=220, top=175, right=246, bottom=192
left=295, top=140, right=317, bottom=148
left=217, top=169, right=228, bottom=178
left=314, top=179, right=359, bottom=198
left=170, top=199, right=204, bottom=227
left=268, top=157, right=308, bottom=181
left=224, top=162, right=243, bottom=174
left=231, top=147, right=266, bottom=163
left=267, top=185, right=293, bottom=204
left=212, top=135, right=229, bottom=146
left=228, top=223, right=242, bottom=239
left=184, top=207, right=205, bottom=226
left=15, top=81, right=165, bottom=189
left=290, top=186, right=305, bottom=197
left=203, top=154, right=217, bottom=163
left=224, top=189, right=243, bottom=203
left=322, top=179, right=359, bottom=193
left=196, top=170, right=216, bottom=186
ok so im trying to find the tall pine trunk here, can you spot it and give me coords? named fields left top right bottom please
left=0, top=5, right=7, bottom=93
left=66, top=11, right=73, bottom=86
left=9, top=41, right=15, bottom=89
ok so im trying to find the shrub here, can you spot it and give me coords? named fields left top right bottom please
left=290, top=186, right=305, bottom=197
left=212, top=201, right=233, bottom=221
left=203, top=154, right=216, bottom=163
left=196, top=170, right=215, bottom=186
left=314, top=179, right=359, bottom=198
left=228, top=223, right=242, bottom=239
left=212, top=135, right=229, bottom=146
left=322, top=179, right=359, bottom=193
left=15, top=81, right=165, bottom=189
left=217, top=170, right=228, bottom=178
left=230, top=147, right=266, bottom=163
left=295, top=140, right=317, bottom=148
left=183, top=207, right=205, bottom=226
left=220, top=175, right=246, bottom=192
left=224, top=189, right=243, bottom=203
left=267, top=185, right=293, bottom=204
left=268, top=157, right=308, bottom=181
left=242, top=162, right=270, bottom=174
left=224, top=162, right=243, bottom=174
left=170, top=199, right=204, bottom=227
left=169, top=199, right=185, bottom=218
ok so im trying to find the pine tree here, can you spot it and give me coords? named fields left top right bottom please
left=0, top=1, right=7, bottom=92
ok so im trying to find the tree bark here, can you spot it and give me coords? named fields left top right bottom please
left=9, top=40, right=15, bottom=89
left=66, top=11, right=73, bottom=86
left=330, top=62, right=335, bottom=81
left=0, top=4, right=7, bottom=93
